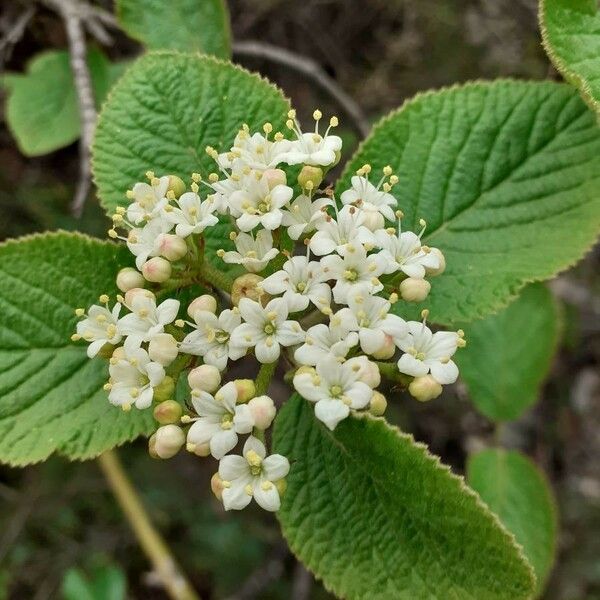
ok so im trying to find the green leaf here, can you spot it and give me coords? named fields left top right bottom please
left=468, top=449, right=558, bottom=596
left=0, top=232, right=154, bottom=467
left=90, top=565, right=127, bottom=600
left=337, top=80, right=600, bottom=324
left=273, top=395, right=536, bottom=600
left=2, top=49, right=119, bottom=156
left=62, top=569, right=96, bottom=600
left=92, top=51, right=289, bottom=269
left=455, top=283, right=561, bottom=421
left=540, top=0, right=600, bottom=113
left=116, top=0, right=231, bottom=58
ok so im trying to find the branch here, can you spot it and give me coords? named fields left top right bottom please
left=98, top=450, right=200, bottom=600
left=0, top=5, right=35, bottom=68
left=232, top=40, right=370, bottom=138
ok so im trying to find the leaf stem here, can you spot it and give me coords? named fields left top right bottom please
left=97, top=450, right=200, bottom=600
left=200, top=260, right=235, bottom=293
left=375, top=361, right=412, bottom=386
left=255, top=361, right=277, bottom=396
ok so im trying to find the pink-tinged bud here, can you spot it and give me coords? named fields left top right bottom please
left=231, top=273, right=266, bottom=306
left=211, top=472, right=224, bottom=500
left=125, top=287, right=155, bottom=306
left=399, top=278, right=431, bottom=303
left=148, top=333, right=179, bottom=366
left=369, top=391, right=387, bottom=416
left=346, top=356, right=380, bottom=388
left=263, top=168, right=287, bottom=189
left=234, top=379, right=256, bottom=403
left=187, top=294, right=217, bottom=319
left=188, top=365, right=221, bottom=393
left=408, top=374, right=442, bottom=402
left=153, top=400, right=183, bottom=424
left=116, top=267, right=145, bottom=292
left=153, top=376, right=175, bottom=402
left=154, top=424, right=185, bottom=459
left=167, top=175, right=186, bottom=199
left=247, top=395, right=276, bottom=430
left=425, top=248, right=446, bottom=276
left=158, top=234, right=188, bottom=261
left=371, top=334, right=396, bottom=360
left=297, top=165, right=323, bottom=190
left=361, top=208, right=385, bottom=232
left=142, top=257, right=172, bottom=283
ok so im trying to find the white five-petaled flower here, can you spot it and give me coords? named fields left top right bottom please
left=230, top=298, right=304, bottom=363
left=163, top=192, right=219, bottom=238
left=260, top=255, right=331, bottom=313
left=218, top=436, right=290, bottom=512
left=118, top=291, right=180, bottom=342
left=179, top=309, right=246, bottom=371
left=375, top=228, right=440, bottom=278
left=76, top=303, right=122, bottom=357
left=280, top=131, right=342, bottom=167
left=126, top=176, right=170, bottom=225
left=108, top=336, right=165, bottom=410
left=186, top=381, right=254, bottom=459
left=340, top=175, right=398, bottom=222
left=281, top=194, right=332, bottom=241
left=218, top=130, right=292, bottom=171
left=396, top=321, right=460, bottom=384
left=221, top=230, right=279, bottom=273
left=320, top=243, right=386, bottom=304
left=293, top=355, right=374, bottom=430
left=309, top=205, right=375, bottom=256
left=337, top=286, right=407, bottom=355
left=127, top=220, right=172, bottom=269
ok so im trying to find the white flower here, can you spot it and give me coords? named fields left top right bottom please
left=337, top=287, right=407, bottom=355
left=281, top=194, right=332, bottom=241
left=186, top=381, right=254, bottom=459
left=229, top=173, right=293, bottom=231
left=163, top=192, right=218, bottom=237
left=230, top=298, right=304, bottom=363
left=375, top=228, right=440, bottom=278
left=280, top=132, right=342, bottom=167
left=108, top=336, right=165, bottom=410
left=179, top=309, right=246, bottom=371
left=396, top=322, right=460, bottom=384
left=127, top=220, right=171, bottom=270
left=221, top=230, right=279, bottom=273
left=76, top=303, right=122, bottom=357
left=118, top=292, right=180, bottom=342
left=293, top=355, right=374, bottom=430
left=340, top=175, right=397, bottom=221
left=126, top=176, right=170, bottom=225
left=309, top=205, right=375, bottom=256
left=294, top=312, right=359, bottom=366
left=218, top=129, right=292, bottom=171
left=320, top=243, right=386, bottom=304
left=260, top=255, right=331, bottom=313
left=218, top=436, right=289, bottom=512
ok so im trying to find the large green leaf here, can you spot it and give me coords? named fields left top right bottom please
left=273, top=395, right=536, bottom=600
left=468, top=449, right=558, bottom=596
left=455, top=283, right=561, bottom=421
left=0, top=233, right=154, bottom=467
left=540, top=0, right=600, bottom=113
left=2, top=49, right=118, bottom=156
left=116, top=0, right=231, bottom=58
left=337, top=80, right=600, bottom=325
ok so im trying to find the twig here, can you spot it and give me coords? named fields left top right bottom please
left=0, top=4, right=35, bottom=68
left=98, top=450, right=200, bottom=600
left=233, top=40, right=370, bottom=138
left=291, top=562, right=313, bottom=600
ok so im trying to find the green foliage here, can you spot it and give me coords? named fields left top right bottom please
left=62, top=564, right=126, bottom=600
left=455, top=283, right=561, bottom=421
left=273, top=395, right=536, bottom=600
left=0, top=232, right=154, bottom=467
left=468, top=449, right=558, bottom=596
left=2, top=49, right=119, bottom=156
left=337, top=80, right=600, bottom=325
left=116, top=0, right=231, bottom=58
left=540, top=0, right=600, bottom=112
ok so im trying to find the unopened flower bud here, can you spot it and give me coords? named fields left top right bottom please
left=399, top=278, right=431, bottom=303
left=247, top=395, right=276, bottom=429
left=211, top=472, right=225, bottom=500
left=158, top=234, right=188, bottom=261
left=187, top=441, right=211, bottom=457
left=154, top=424, right=185, bottom=459
left=234, top=379, right=256, bottom=403
left=188, top=365, right=221, bottom=393
left=295, top=365, right=316, bottom=377
left=346, top=356, right=380, bottom=388
left=125, top=287, right=154, bottom=306
left=116, top=267, right=145, bottom=293
left=297, top=165, right=323, bottom=190
left=153, top=375, right=175, bottom=402
left=167, top=175, right=186, bottom=198
left=148, top=434, right=159, bottom=459
left=262, top=168, right=287, bottom=189
left=408, top=374, right=443, bottom=402
left=425, top=248, right=446, bottom=276
left=371, top=334, right=396, bottom=360
left=361, top=208, right=385, bottom=232
left=187, top=294, right=217, bottom=319
left=142, top=257, right=172, bottom=283
left=111, top=346, right=126, bottom=361
left=231, top=273, right=266, bottom=306
left=369, top=391, right=387, bottom=416
left=148, top=333, right=179, bottom=366
left=153, top=400, right=183, bottom=424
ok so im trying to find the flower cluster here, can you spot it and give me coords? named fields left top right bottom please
left=73, top=110, right=465, bottom=512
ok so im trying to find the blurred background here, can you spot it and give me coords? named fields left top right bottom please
left=1, top=0, right=599, bottom=598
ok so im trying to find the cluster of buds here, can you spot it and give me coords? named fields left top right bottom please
left=73, top=110, right=465, bottom=512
